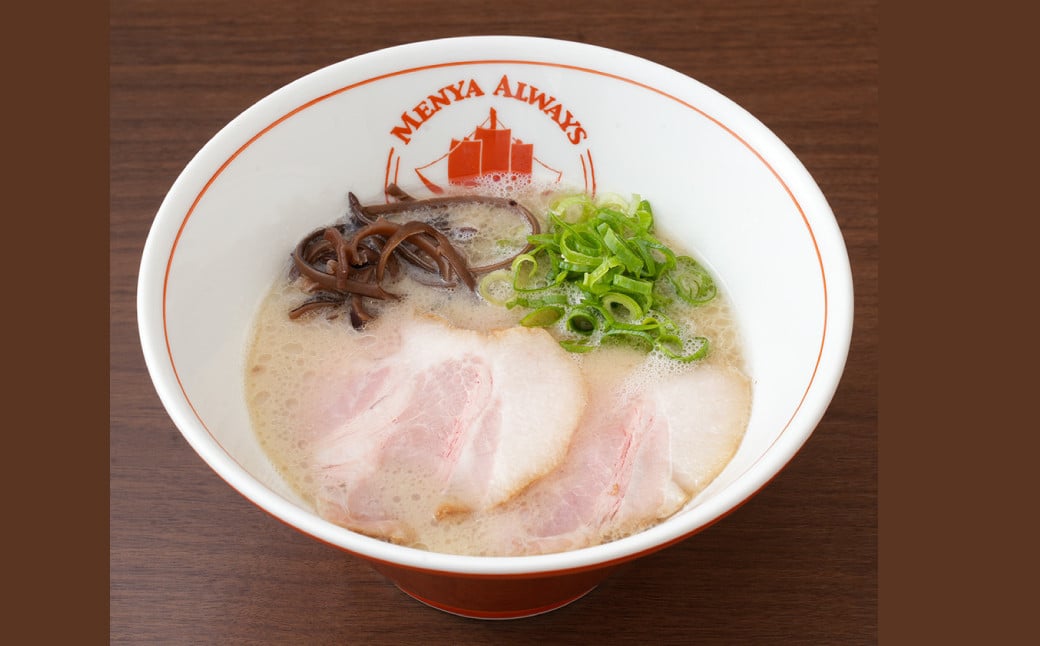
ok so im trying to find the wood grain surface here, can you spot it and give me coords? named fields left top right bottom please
left=110, top=0, right=878, bottom=642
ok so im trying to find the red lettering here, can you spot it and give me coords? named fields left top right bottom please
left=464, top=79, right=485, bottom=98
left=525, top=85, right=556, bottom=111
left=543, top=103, right=563, bottom=123
left=567, top=126, right=588, bottom=145
left=413, top=100, right=434, bottom=121
left=428, top=87, right=452, bottom=112
left=390, top=111, right=424, bottom=144
left=391, top=76, right=583, bottom=148
left=557, top=110, right=581, bottom=132
left=443, top=80, right=466, bottom=101
left=493, top=75, right=513, bottom=98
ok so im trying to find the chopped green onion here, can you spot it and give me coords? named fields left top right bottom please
left=558, top=259, right=598, bottom=274
left=478, top=269, right=513, bottom=306
left=610, top=318, right=663, bottom=332
left=666, top=256, right=717, bottom=304
left=511, top=253, right=540, bottom=288
left=582, top=256, right=622, bottom=294
left=610, top=274, right=653, bottom=298
left=520, top=306, right=564, bottom=327
left=508, top=292, right=569, bottom=309
left=559, top=339, right=595, bottom=353
left=602, top=328, right=657, bottom=352
left=497, top=193, right=717, bottom=361
left=565, top=308, right=599, bottom=335
left=600, top=292, right=644, bottom=321
left=601, top=227, right=644, bottom=274
left=560, top=232, right=602, bottom=267
left=633, top=199, right=654, bottom=232
left=658, top=335, right=710, bottom=362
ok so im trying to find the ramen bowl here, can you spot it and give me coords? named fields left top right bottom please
left=137, top=36, right=854, bottom=619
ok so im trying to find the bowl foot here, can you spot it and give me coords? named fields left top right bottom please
left=368, top=561, right=617, bottom=620
left=396, top=583, right=598, bottom=620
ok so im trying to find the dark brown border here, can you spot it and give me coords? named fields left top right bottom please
left=882, top=3, right=1035, bottom=642
left=9, top=3, right=110, bottom=641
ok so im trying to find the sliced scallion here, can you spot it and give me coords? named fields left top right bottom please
left=520, top=306, right=565, bottom=328
left=491, top=193, right=718, bottom=361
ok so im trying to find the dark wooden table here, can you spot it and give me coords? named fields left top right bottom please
left=110, top=1, right=877, bottom=642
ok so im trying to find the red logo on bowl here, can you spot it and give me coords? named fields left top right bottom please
left=385, top=75, right=595, bottom=196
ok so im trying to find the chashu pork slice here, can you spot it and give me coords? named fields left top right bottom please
left=485, top=363, right=751, bottom=556
left=300, top=314, right=587, bottom=544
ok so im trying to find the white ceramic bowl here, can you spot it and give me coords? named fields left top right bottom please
left=138, top=35, right=853, bottom=619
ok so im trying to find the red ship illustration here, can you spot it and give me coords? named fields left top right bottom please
left=412, top=108, right=562, bottom=193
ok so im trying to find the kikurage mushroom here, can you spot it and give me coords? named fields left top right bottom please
left=289, top=185, right=540, bottom=328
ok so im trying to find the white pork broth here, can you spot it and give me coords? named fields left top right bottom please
left=244, top=186, right=750, bottom=556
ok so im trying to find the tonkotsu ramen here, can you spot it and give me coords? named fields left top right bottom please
left=244, top=184, right=751, bottom=556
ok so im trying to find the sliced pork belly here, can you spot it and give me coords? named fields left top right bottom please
left=608, top=365, right=752, bottom=539
left=299, top=314, right=587, bottom=543
left=486, top=363, right=751, bottom=556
